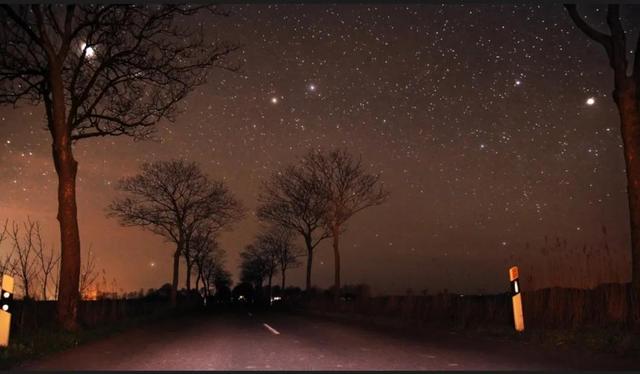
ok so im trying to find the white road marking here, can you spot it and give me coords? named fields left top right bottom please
left=263, top=323, right=280, bottom=335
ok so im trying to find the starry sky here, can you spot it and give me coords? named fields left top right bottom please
left=0, top=4, right=637, bottom=296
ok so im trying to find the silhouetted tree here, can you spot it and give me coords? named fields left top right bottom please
left=565, top=4, right=640, bottom=291
left=260, top=226, right=302, bottom=290
left=239, top=244, right=270, bottom=293
left=0, top=220, right=13, bottom=277
left=108, top=160, right=244, bottom=306
left=213, top=267, right=232, bottom=293
left=8, top=219, right=40, bottom=300
left=258, top=164, right=330, bottom=291
left=33, top=221, right=59, bottom=300
left=258, top=236, right=280, bottom=302
left=305, top=149, right=389, bottom=298
left=0, top=5, right=239, bottom=329
left=191, top=231, right=229, bottom=298
left=79, top=245, right=99, bottom=298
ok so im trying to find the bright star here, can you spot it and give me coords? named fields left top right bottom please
left=270, top=97, right=279, bottom=104
left=308, top=83, right=317, bottom=92
left=586, top=97, right=595, bottom=106
left=514, top=80, right=521, bottom=86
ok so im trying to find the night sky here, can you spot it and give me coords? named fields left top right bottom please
left=0, top=4, right=636, bottom=295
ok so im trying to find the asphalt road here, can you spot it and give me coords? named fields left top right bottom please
left=19, top=308, right=640, bottom=370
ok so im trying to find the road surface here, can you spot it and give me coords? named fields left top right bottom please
left=19, top=308, right=640, bottom=370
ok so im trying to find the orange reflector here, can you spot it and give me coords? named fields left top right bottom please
left=0, top=275, right=13, bottom=347
left=509, top=266, right=525, bottom=332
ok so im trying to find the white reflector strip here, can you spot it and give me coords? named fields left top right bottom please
left=263, top=323, right=280, bottom=335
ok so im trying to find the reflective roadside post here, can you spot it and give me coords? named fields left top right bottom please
left=0, top=274, right=14, bottom=347
left=509, top=266, right=525, bottom=332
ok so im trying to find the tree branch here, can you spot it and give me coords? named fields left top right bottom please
left=0, top=5, right=43, bottom=46
left=564, top=4, right=614, bottom=61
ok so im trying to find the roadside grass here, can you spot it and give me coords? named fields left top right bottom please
left=0, top=305, right=200, bottom=369
left=455, top=324, right=640, bottom=358
left=297, top=306, right=640, bottom=360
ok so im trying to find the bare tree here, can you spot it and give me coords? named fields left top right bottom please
left=0, top=4, right=239, bottom=329
left=191, top=230, right=227, bottom=298
left=258, top=164, right=330, bottom=291
left=564, top=5, right=640, bottom=292
left=260, top=226, right=302, bottom=290
left=305, top=149, right=389, bottom=298
left=108, top=159, right=244, bottom=306
left=33, top=223, right=60, bottom=300
left=191, top=231, right=213, bottom=295
left=79, top=245, right=99, bottom=298
left=239, top=244, right=270, bottom=293
left=8, top=219, right=40, bottom=300
left=211, top=266, right=232, bottom=295
left=0, top=219, right=13, bottom=277
left=256, top=233, right=280, bottom=302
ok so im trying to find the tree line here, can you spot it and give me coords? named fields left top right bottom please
left=242, top=148, right=389, bottom=299
left=106, top=148, right=389, bottom=306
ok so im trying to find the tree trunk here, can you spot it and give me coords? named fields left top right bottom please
left=617, top=82, right=640, bottom=291
left=170, top=248, right=180, bottom=307
left=304, top=236, right=313, bottom=292
left=42, top=275, right=48, bottom=301
left=50, top=62, right=81, bottom=331
left=268, top=271, right=273, bottom=304
left=185, top=261, right=192, bottom=291
left=281, top=267, right=286, bottom=290
left=184, top=240, right=192, bottom=291
left=615, top=78, right=640, bottom=325
left=195, top=272, right=200, bottom=294
left=23, top=277, right=30, bottom=301
left=332, top=225, right=341, bottom=301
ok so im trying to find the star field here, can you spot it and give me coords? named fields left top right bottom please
left=0, top=4, right=636, bottom=294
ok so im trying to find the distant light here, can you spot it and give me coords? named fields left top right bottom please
left=515, top=80, right=522, bottom=86
left=270, top=97, right=279, bottom=104
left=308, top=83, right=317, bottom=92
left=149, top=262, right=155, bottom=268
left=2, top=292, right=9, bottom=298
left=2, top=305, right=8, bottom=311
left=586, top=97, right=595, bottom=106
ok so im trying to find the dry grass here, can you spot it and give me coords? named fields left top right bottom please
left=510, top=226, right=630, bottom=291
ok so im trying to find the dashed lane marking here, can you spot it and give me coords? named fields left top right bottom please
left=263, top=323, right=280, bottom=335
